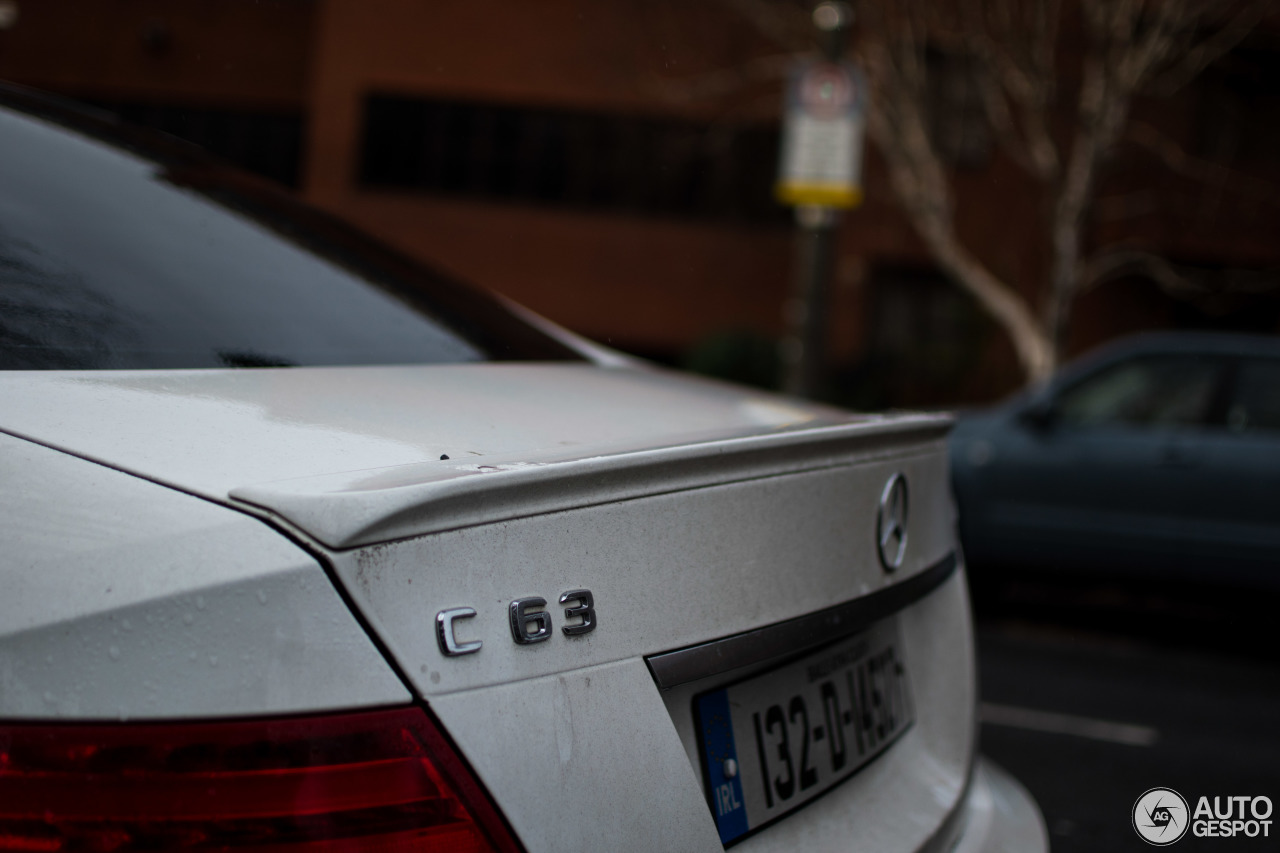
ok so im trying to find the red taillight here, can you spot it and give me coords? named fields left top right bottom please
left=0, top=707, right=521, bottom=853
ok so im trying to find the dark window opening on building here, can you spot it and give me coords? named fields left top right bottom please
left=84, top=100, right=305, bottom=188
left=927, top=52, right=992, bottom=169
left=358, top=94, right=787, bottom=224
left=841, top=267, right=995, bottom=409
left=1196, top=40, right=1280, bottom=169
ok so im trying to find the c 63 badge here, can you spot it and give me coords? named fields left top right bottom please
left=435, top=590, right=597, bottom=657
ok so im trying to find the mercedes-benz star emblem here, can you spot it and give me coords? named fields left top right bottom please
left=876, top=473, right=909, bottom=572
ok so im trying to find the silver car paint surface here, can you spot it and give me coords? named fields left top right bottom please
left=0, top=364, right=855, bottom=507
left=953, top=761, right=1048, bottom=853
left=0, top=432, right=409, bottom=719
left=440, top=567, right=975, bottom=853
left=328, top=444, right=955, bottom=696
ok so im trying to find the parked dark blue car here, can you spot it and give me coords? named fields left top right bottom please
left=950, top=332, right=1280, bottom=589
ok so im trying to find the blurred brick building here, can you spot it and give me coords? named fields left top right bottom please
left=2, top=0, right=1278, bottom=405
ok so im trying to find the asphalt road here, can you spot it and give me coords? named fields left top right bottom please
left=972, top=578, right=1280, bottom=853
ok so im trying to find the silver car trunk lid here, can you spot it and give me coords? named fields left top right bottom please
left=283, top=417, right=957, bottom=694
left=303, top=412, right=970, bottom=853
left=1, top=362, right=972, bottom=852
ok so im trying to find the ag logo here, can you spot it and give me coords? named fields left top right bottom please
left=1133, top=788, right=1190, bottom=845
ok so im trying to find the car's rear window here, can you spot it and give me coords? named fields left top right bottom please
left=0, top=103, right=582, bottom=370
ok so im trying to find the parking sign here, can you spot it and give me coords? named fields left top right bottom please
left=776, top=60, right=867, bottom=208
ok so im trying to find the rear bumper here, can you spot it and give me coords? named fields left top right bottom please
left=948, top=758, right=1048, bottom=853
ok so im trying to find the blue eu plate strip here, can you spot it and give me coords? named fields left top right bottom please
left=697, top=689, right=749, bottom=844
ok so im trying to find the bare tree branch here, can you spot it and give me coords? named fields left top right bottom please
left=1080, top=247, right=1195, bottom=294
left=1126, top=120, right=1280, bottom=205
left=1082, top=247, right=1280, bottom=298
left=1148, top=1, right=1273, bottom=94
left=859, top=7, right=1055, bottom=378
left=961, top=0, right=1061, bottom=179
left=971, top=65, right=1047, bottom=176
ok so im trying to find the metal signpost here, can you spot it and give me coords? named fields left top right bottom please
left=777, top=2, right=864, bottom=398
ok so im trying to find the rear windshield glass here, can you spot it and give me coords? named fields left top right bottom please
left=0, top=102, right=582, bottom=370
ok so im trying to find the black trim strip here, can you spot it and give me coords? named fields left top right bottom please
left=646, top=552, right=959, bottom=690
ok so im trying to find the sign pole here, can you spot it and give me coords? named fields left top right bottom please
left=784, top=206, right=838, bottom=398
left=778, top=2, right=859, bottom=398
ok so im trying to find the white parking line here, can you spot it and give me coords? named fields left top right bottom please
left=980, top=702, right=1160, bottom=747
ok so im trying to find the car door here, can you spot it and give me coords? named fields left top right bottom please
left=1175, top=356, right=1280, bottom=585
left=984, top=352, right=1227, bottom=574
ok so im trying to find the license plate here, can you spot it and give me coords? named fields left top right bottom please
left=694, top=619, right=913, bottom=845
